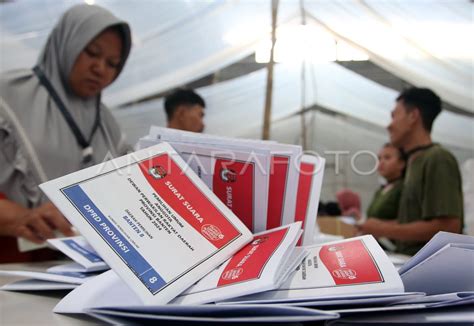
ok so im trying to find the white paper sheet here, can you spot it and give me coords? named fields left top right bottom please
left=401, top=242, right=474, bottom=295
left=293, top=155, right=325, bottom=245
left=87, top=304, right=339, bottom=324
left=284, top=293, right=425, bottom=307
left=399, top=231, right=474, bottom=275
left=54, top=270, right=140, bottom=313
left=1, top=278, right=78, bottom=291
left=0, top=270, right=95, bottom=285
left=47, top=262, right=108, bottom=274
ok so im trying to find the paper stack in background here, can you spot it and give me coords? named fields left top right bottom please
left=138, top=126, right=325, bottom=245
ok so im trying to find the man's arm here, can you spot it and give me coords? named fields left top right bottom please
left=358, top=217, right=461, bottom=242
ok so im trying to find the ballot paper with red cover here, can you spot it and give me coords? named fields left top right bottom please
left=294, top=155, right=325, bottom=245
left=39, top=142, right=252, bottom=305
left=222, top=235, right=404, bottom=304
left=138, top=138, right=270, bottom=232
left=143, top=127, right=302, bottom=232
left=171, top=222, right=305, bottom=304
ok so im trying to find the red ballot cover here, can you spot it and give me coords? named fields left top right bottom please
left=213, top=159, right=254, bottom=231
left=139, top=154, right=240, bottom=249
left=266, top=155, right=290, bottom=230
left=319, top=239, right=383, bottom=285
left=217, top=227, right=288, bottom=286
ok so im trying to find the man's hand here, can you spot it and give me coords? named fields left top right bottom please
left=0, top=200, right=74, bottom=243
left=18, top=202, right=74, bottom=243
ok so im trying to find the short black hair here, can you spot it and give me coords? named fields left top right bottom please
left=383, top=143, right=406, bottom=162
left=396, top=87, right=441, bottom=132
left=164, top=88, right=205, bottom=121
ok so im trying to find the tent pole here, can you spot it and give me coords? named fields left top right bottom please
left=262, top=0, right=279, bottom=140
left=299, top=0, right=308, bottom=150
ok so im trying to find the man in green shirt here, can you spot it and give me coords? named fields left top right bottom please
left=359, top=87, right=463, bottom=256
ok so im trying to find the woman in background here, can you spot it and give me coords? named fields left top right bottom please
left=0, top=4, right=132, bottom=255
left=366, top=143, right=406, bottom=221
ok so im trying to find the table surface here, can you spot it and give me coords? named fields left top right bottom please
left=0, top=261, right=98, bottom=325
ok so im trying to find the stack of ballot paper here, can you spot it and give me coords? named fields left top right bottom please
left=137, top=126, right=325, bottom=246
left=0, top=236, right=106, bottom=291
left=40, top=142, right=253, bottom=304
left=398, top=231, right=474, bottom=295
left=50, top=234, right=430, bottom=324
left=47, top=236, right=109, bottom=273
left=0, top=269, right=98, bottom=291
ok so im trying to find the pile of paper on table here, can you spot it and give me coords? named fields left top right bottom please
left=2, top=127, right=472, bottom=324
left=0, top=236, right=106, bottom=291
left=32, top=139, right=335, bottom=323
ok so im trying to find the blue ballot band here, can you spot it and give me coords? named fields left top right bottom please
left=63, top=185, right=166, bottom=294
left=62, top=239, right=103, bottom=263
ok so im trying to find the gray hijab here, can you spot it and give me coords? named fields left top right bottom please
left=0, top=4, right=132, bottom=208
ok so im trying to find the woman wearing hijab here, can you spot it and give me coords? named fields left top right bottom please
left=0, top=4, right=132, bottom=247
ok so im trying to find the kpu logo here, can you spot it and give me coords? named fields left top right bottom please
left=220, top=168, right=237, bottom=183
left=251, top=236, right=269, bottom=246
left=148, top=165, right=167, bottom=180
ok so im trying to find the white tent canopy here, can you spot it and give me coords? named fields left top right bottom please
left=1, top=0, right=472, bottom=112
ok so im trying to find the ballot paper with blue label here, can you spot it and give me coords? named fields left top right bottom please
left=47, top=236, right=108, bottom=272
left=40, top=142, right=253, bottom=305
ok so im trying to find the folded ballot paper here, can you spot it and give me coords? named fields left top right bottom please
left=1, top=236, right=104, bottom=291
left=171, top=222, right=306, bottom=304
left=0, top=269, right=96, bottom=291
left=398, top=231, right=474, bottom=295
left=220, top=235, right=405, bottom=304
left=47, top=236, right=109, bottom=273
left=39, top=142, right=253, bottom=305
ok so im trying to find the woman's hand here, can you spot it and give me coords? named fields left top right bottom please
left=0, top=200, right=74, bottom=243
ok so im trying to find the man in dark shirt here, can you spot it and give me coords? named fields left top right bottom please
left=359, top=87, right=463, bottom=255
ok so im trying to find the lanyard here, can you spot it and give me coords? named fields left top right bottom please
left=33, top=66, right=100, bottom=164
